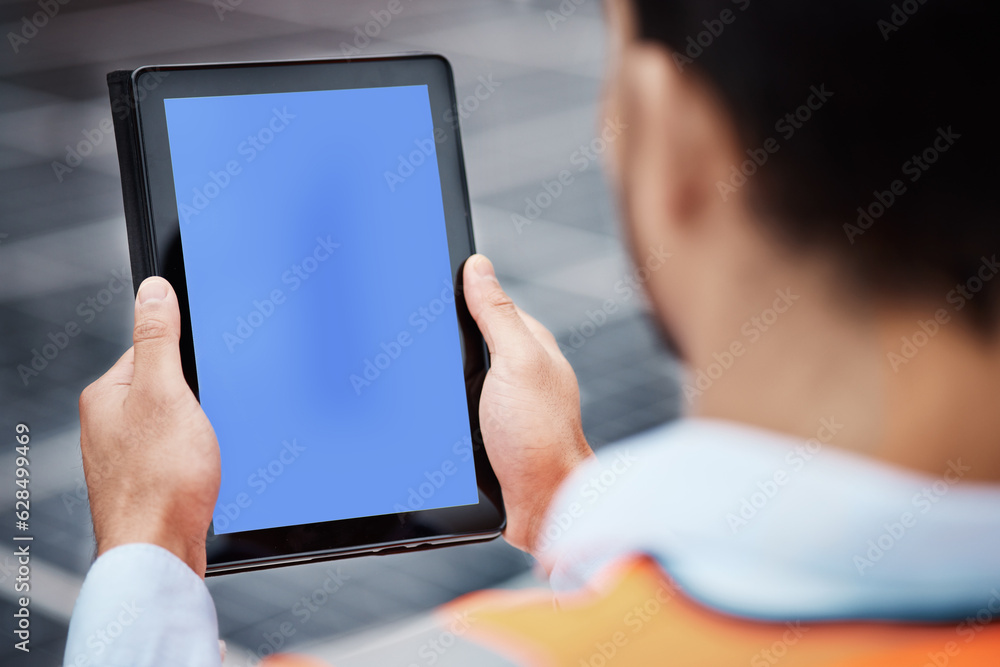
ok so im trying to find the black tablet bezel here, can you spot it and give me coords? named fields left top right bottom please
left=127, top=54, right=503, bottom=575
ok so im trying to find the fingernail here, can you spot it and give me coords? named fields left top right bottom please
left=472, top=255, right=495, bottom=280
left=137, top=278, right=167, bottom=305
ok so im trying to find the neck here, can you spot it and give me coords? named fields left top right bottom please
left=683, top=242, right=1000, bottom=482
left=874, top=309, right=1000, bottom=481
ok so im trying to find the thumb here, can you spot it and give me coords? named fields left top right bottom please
left=131, top=277, right=186, bottom=389
left=463, top=255, right=533, bottom=357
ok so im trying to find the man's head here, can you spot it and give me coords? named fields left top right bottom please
left=601, top=0, right=1000, bottom=474
left=604, top=0, right=995, bottom=358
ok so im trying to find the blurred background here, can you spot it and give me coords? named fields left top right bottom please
left=0, top=1, right=682, bottom=664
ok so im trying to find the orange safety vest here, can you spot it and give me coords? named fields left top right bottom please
left=266, top=555, right=1000, bottom=666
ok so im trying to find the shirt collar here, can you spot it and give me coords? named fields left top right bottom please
left=539, top=418, right=1000, bottom=621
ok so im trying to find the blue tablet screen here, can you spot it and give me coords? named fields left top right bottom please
left=163, top=85, right=479, bottom=534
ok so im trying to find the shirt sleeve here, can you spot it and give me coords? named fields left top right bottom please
left=64, top=543, right=222, bottom=667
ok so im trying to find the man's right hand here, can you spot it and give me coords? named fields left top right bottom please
left=463, top=254, right=594, bottom=556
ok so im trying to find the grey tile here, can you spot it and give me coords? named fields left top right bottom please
left=457, top=68, right=602, bottom=137
left=477, top=165, right=618, bottom=236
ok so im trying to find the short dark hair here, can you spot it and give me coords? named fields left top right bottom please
left=632, top=0, right=997, bottom=329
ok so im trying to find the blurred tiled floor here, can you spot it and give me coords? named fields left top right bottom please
left=0, top=1, right=682, bottom=665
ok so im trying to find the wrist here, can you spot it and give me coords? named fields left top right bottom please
left=514, top=434, right=594, bottom=558
left=96, top=517, right=207, bottom=578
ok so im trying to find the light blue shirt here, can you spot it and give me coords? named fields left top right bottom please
left=64, top=543, right=221, bottom=667
left=64, top=418, right=1000, bottom=665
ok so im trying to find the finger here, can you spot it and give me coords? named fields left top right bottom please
left=101, top=346, right=136, bottom=388
left=515, top=307, right=564, bottom=360
left=463, top=255, right=535, bottom=358
left=79, top=347, right=135, bottom=415
left=131, top=277, right=186, bottom=391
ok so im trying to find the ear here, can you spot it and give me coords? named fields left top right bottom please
left=617, top=43, right=744, bottom=240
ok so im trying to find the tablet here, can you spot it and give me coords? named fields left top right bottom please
left=106, top=54, right=504, bottom=575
